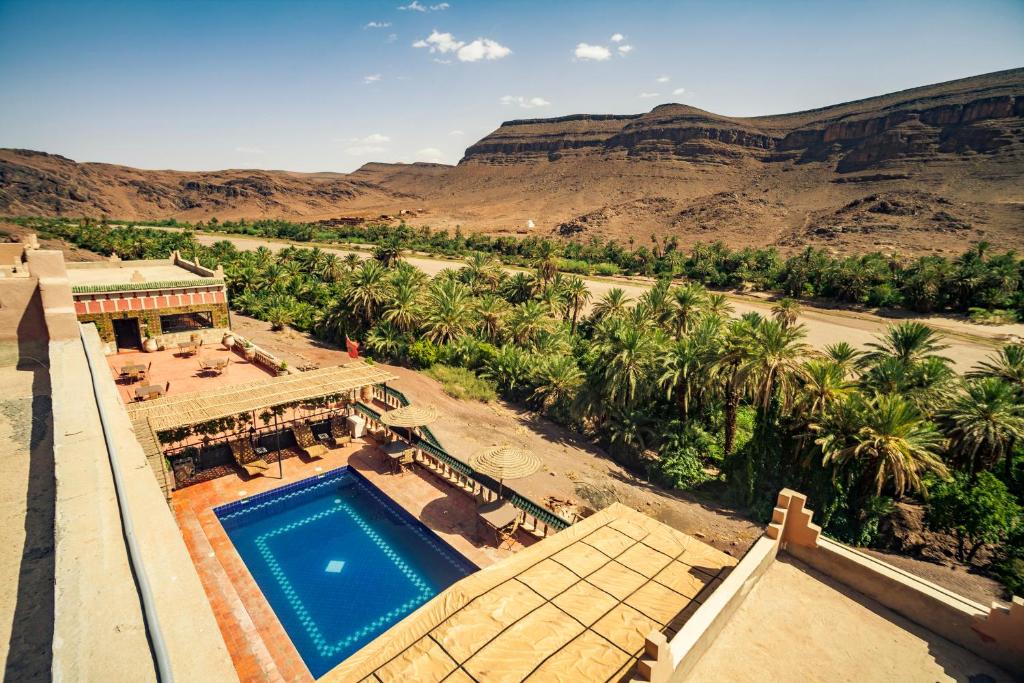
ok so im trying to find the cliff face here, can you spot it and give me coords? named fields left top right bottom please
left=2, top=68, right=1022, bottom=256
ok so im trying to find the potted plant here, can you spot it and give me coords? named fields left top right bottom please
left=242, top=340, right=255, bottom=360
left=277, top=360, right=288, bottom=376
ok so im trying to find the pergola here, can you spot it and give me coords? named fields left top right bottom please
left=127, top=362, right=397, bottom=433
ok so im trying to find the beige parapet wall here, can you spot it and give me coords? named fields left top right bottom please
left=31, top=246, right=236, bottom=681
left=639, top=489, right=1023, bottom=681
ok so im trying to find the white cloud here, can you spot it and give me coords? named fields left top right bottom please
left=235, top=146, right=265, bottom=154
left=617, top=44, right=633, bottom=55
left=364, top=21, right=392, bottom=29
left=398, top=1, right=448, bottom=10
left=672, top=87, right=686, bottom=95
left=364, top=73, right=382, bottom=84
left=387, top=33, right=397, bottom=43
left=574, top=42, right=611, bottom=61
left=416, top=147, right=445, bottom=162
left=500, top=95, right=551, bottom=109
left=433, top=58, right=453, bottom=64
left=610, top=33, right=624, bottom=42
left=414, top=30, right=510, bottom=62
left=342, top=133, right=391, bottom=156
left=638, top=92, right=661, bottom=99
left=656, top=75, right=670, bottom=83
left=413, top=30, right=462, bottom=53
left=448, top=130, right=464, bottom=136
left=458, top=38, right=511, bottom=62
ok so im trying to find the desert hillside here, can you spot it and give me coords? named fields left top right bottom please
left=2, top=68, right=1023, bottom=255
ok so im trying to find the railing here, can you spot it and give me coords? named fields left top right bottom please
left=358, top=388, right=572, bottom=536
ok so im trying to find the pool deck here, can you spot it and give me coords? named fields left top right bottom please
left=172, top=437, right=532, bottom=682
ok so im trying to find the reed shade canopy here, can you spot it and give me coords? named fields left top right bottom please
left=378, top=404, right=440, bottom=429
left=468, top=446, right=541, bottom=496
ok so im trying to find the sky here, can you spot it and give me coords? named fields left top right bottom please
left=1, top=0, right=1022, bottom=173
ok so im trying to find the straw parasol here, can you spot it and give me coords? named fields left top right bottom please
left=378, top=404, right=439, bottom=428
left=468, top=445, right=541, bottom=497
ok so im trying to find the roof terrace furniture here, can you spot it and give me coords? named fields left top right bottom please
left=292, top=422, right=328, bottom=461
left=381, top=440, right=414, bottom=475
left=134, top=383, right=165, bottom=401
left=177, top=341, right=199, bottom=357
left=197, top=356, right=229, bottom=375
left=329, top=416, right=352, bottom=447
left=120, top=362, right=148, bottom=383
left=229, top=439, right=271, bottom=477
left=477, top=498, right=520, bottom=546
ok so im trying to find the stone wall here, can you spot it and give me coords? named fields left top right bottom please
left=76, top=300, right=230, bottom=345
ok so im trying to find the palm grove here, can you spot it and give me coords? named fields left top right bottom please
left=27, top=223, right=1024, bottom=595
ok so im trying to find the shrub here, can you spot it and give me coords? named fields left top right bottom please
left=424, top=365, right=497, bottom=402
left=407, top=339, right=439, bottom=368
left=592, top=262, right=621, bottom=276
left=926, top=472, right=1022, bottom=564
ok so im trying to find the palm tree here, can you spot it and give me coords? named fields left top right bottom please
left=823, top=341, right=864, bottom=378
left=423, top=279, right=473, bottom=344
left=796, top=360, right=852, bottom=421
left=342, top=253, right=361, bottom=272
left=704, top=293, right=734, bottom=318
left=531, top=356, right=585, bottom=412
left=864, top=322, right=950, bottom=367
left=483, top=344, right=531, bottom=396
left=969, top=343, right=1024, bottom=393
left=659, top=316, right=722, bottom=419
left=346, top=259, right=392, bottom=327
left=938, top=377, right=1024, bottom=479
left=639, top=280, right=673, bottom=327
left=501, top=272, right=535, bottom=304
left=560, top=276, right=591, bottom=335
left=739, top=319, right=810, bottom=415
left=817, top=392, right=948, bottom=498
left=534, top=242, right=559, bottom=288
left=771, top=297, right=802, bottom=328
left=373, top=237, right=402, bottom=267
left=670, top=283, right=707, bottom=337
left=382, top=281, right=422, bottom=333
left=597, top=322, right=664, bottom=406
left=365, top=323, right=404, bottom=360
left=462, top=253, right=503, bottom=294
left=591, top=288, right=630, bottom=322
left=509, top=300, right=552, bottom=347
left=475, top=294, right=509, bottom=343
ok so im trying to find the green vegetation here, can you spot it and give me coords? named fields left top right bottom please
left=424, top=365, right=498, bottom=402
left=13, top=217, right=1024, bottom=595
left=12, top=215, right=1024, bottom=318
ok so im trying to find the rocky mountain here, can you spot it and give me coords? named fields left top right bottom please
left=2, top=68, right=1023, bottom=255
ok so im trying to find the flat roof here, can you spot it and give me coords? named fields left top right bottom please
left=686, top=557, right=1013, bottom=682
left=65, top=260, right=212, bottom=287
left=326, top=503, right=736, bottom=682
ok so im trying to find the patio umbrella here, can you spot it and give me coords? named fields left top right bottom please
left=378, top=404, right=439, bottom=429
left=468, top=446, right=541, bottom=497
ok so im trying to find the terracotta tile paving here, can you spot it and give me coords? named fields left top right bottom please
left=108, top=344, right=274, bottom=404
left=172, top=438, right=534, bottom=682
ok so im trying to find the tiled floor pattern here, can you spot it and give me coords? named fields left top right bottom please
left=173, top=439, right=531, bottom=682
left=108, top=345, right=273, bottom=404
left=349, top=506, right=737, bottom=682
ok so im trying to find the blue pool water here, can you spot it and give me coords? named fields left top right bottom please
left=215, top=467, right=476, bottom=678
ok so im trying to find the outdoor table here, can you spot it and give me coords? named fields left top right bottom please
left=177, top=342, right=199, bottom=356
left=134, top=384, right=164, bottom=401
left=121, top=363, right=146, bottom=375
left=382, top=440, right=412, bottom=474
left=477, top=499, right=519, bottom=543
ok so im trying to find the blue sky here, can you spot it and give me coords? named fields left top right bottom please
left=1, top=0, right=1022, bottom=172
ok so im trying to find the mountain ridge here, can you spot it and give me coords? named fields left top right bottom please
left=2, top=68, right=1022, bottom=256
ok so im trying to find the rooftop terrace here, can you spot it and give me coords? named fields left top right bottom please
left=65, top=259, right=214, bottom=288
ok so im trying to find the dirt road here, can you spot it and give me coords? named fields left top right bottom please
left=190, top=231, right=1020, bottom=372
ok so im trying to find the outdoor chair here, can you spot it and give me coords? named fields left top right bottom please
left=497, top=517, right=521, bottom=551
left=292, top=422, right=328, bottom=460
left=329, top=416, right=352, bottom=447
left=229, top=439, right=271, bottom=477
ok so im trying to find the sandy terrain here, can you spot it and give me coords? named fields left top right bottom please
left=201, top=232, right=1019, bottom=373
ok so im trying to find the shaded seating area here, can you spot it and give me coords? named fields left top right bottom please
left=329, top=415, right=352, bottom=447
left=228, top=439, right=271, bottom=477
left=292, top=422, right=327, bottom=461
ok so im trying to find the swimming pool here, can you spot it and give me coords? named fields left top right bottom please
left=215, top=466, right=477, bottom=678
